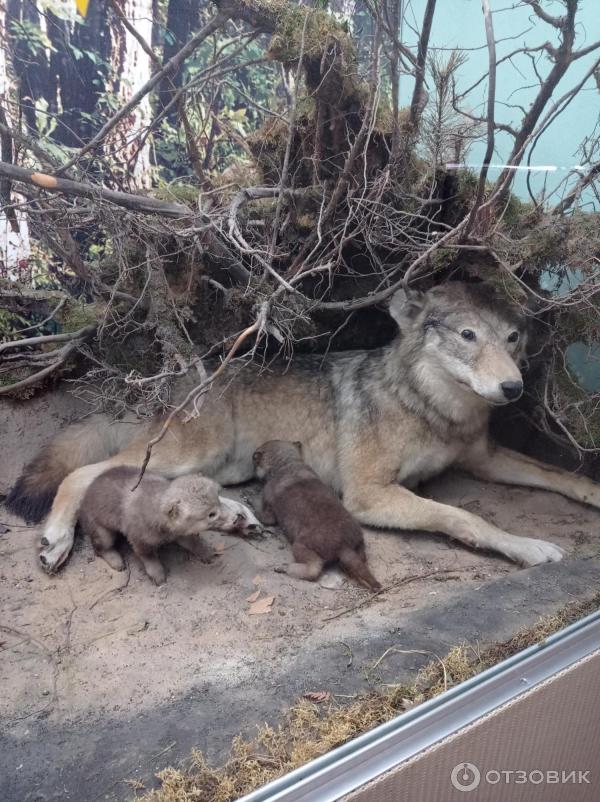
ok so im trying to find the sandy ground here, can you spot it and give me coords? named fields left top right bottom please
left=2, top=392, right=600, bottom=801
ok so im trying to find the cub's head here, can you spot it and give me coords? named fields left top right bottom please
left=253, top=440, right=303, bottom=479
left=160, top=475, right=238, bottom=534
left=389, top=282, right=528, bottom=406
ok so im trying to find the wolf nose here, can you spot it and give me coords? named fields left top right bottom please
left=501, top=380, right=523, bottom=400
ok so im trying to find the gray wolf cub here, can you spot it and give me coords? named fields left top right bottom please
left=79, top=466, right=238, bottom=584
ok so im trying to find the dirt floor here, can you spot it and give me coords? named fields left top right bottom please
left=2, top=392, right=600, bottom=802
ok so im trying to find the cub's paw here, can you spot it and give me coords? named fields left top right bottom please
left=101, top=549, right=126, bottom=572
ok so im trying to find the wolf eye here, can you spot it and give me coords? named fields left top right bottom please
left=461, top=329, right=476, bottom=341
left=208, top=511, right=217, bottom=519
left=507, top=331, right=519, bottom=343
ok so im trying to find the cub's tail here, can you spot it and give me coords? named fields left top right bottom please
left=5, top=416, right=133, bottom=523
left=339, top=546, right=382, bottom=592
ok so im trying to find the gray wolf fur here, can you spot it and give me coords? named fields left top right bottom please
left=8, top=281, right=600, bottom=573
left=253, top=440, right=381, bottom=590
left=78, top=467, right=238, bottom=584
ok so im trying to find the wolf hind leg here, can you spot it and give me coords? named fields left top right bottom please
left=40, top=459, right=126, bottom=573
left=278, top=543, right=324, bottom=581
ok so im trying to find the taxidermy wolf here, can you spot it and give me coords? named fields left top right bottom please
left=7, top=282, right=600, bottom=573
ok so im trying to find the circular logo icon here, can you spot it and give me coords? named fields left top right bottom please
left=451, top=762, right=481, bottom=792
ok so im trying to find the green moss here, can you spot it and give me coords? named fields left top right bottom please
left=373, top=102, right=411, bottom=135
left=58, top=299, right=98, bottom=333
left=456, top=168, right=478, bottom=198
left=153, top=183, right=199, bottom=205
left=502, top=194, right=527, bottom=227
left=0, top=370, right=23, bottom=386
left=256, top=0, right=361, bottom=103
left=429, top=247, right=454, bottom=271
left=296, top=213, right=315, bottom=230
left=267, top=0, right=353, bottom=64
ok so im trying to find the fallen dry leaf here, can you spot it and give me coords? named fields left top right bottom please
left=252, top=574, right=265, bottom=585
left=303, top=691, right=331, bottom=704
left=246, top=589, right=261, bottom=603
left=214, top=543, right=225, bottom=554
left=248, top=595, right=274, bottom=615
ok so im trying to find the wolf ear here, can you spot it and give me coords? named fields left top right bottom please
left=164, top=499, right=180, bottom=520
left=388, top=289, right=425, bottom=330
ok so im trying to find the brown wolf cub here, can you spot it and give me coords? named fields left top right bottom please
left=253, top=440, right=381, bottom=591
left=78, top=466, right=238, bottom=584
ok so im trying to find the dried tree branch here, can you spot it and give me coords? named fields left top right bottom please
left=553, top=162, right=600, bottom=215
left=408, top=0, right=437, bottom=133
left=494, top=0, right=578, bottom=191
left=0, top=325, right=96, bottom=355
left=0, top=161, right=190, bottom=217
left=0, top=326, right=96, bottom=396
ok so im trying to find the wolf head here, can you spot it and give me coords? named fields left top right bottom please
left=389, top=282, right=528, bottom=406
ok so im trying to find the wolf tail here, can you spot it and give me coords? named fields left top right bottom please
left=339, top=546, right=382, bottom=592
left=5, top=416, right=132, bottom=523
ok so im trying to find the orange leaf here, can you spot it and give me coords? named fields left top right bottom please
left=246, top=589, right=261, bottom=603
left=252, top=574, right=264, bottom=585
left=248, top=595, right=274, bottom=615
